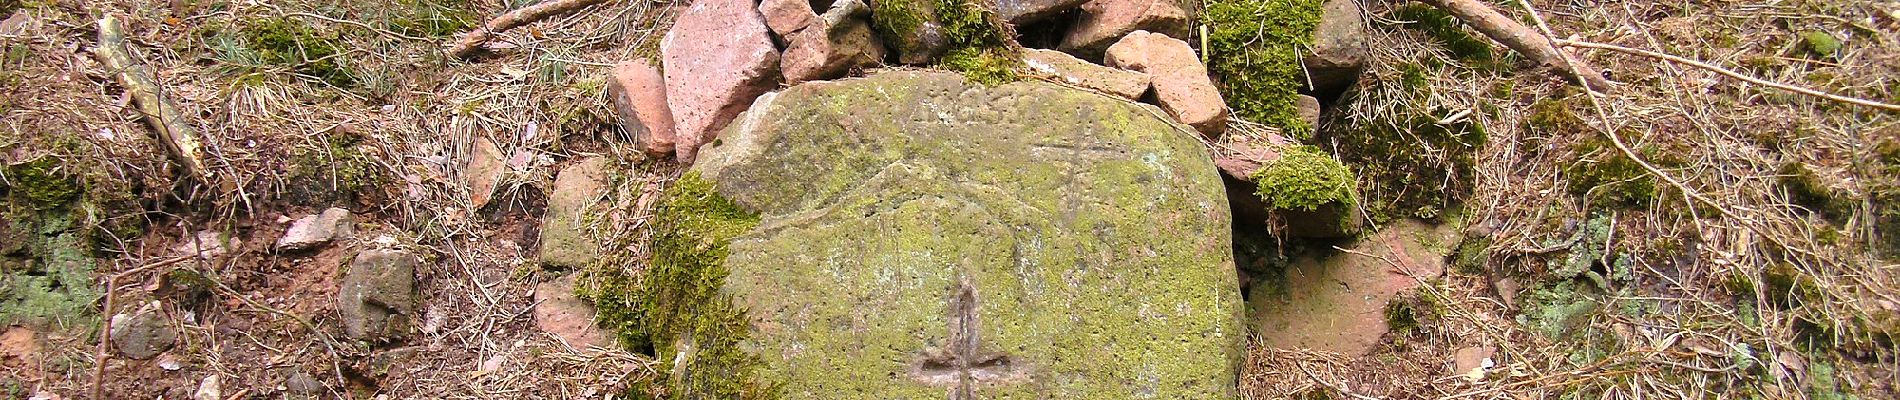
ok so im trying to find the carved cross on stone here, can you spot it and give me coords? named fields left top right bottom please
left=910, top=278, right=1025, bottom=400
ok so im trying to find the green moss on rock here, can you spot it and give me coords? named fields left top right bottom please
left=869, top=0, right=1022, bottom=83
left=1252, top=145, right=1356, bottom=212
left=1202, top=0, right=1322, bottom=138
left=587, top=172, right=771, bottom=399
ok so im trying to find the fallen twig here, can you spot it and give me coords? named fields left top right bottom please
left=91, top=255, right=193, bottom=400
left=1555, top=39, right=1900, bottom=112
left=93, top=14, right=213, bottom=183
left=450, top=0, right=612, bottom=60
left=1416, top=0, right=1614, bottom=91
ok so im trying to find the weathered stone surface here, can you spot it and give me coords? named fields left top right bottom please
left=663, top=0, right=780, bottom=163
left=1060, top=0, right=1190, bottom=58
left=175, top=230, right=236, bottom=259
left=1021, top=48, right=1149, bottom=100
left=770, top=0, right=887, bottom=83
left=110, top=302, right=176, bottom=360
left=996, top=0, right=1090, bottom=23
left=760, top=0, right=820, bottom=35
left=1453, top=346, right=1495, bottom=380
left=533, top=274, right=609, bottom=349
left=338, top=249, right=419, bottom=341
left=607, top=60, right=677, bottom=156
left=275, top=208, right=353, bottom=252
left=1249, top=220, right=1456, bottom=356
left=1295, top=94, right=1321, bottom=127
left=1104, top=30, right=1227, bottom=136
left=1302, top=0, right=1367, bottom=96
left=465, top=136, right=506, bottom=209
left=538, top=157, right=610, bottom=269
left=691, top=71, right=1243, bottom=398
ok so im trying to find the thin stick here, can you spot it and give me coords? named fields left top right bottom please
left=91, top=255, right=193, bottom=400
left=1416, top=0, right=1614, bottom=91
left=93, top=15, right=213, bottom=183
left=450, top=0, right=612, bottom=60
left=1555, top=39, right=1900, bottom=112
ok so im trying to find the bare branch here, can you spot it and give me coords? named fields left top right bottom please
left=450, top=0, right=612, bottom=60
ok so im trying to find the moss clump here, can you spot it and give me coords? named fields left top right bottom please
left=288, top=130, right=386, bottom=205
left=1778, top=162, right=1848, bottom=221
left=585, top=173, right=772, bottom=399
left=1252, top=145, right=1356, bottom=212
left=869, top=0, right=1021, bottom=84
left=241, top=17, right=355, bottom=88
left=1564, top=132, right=1681, bottom=210
left=1387, top=3, right=1498, bottom=68
left=1799, top=31, right=1842, bottom=59
left=1202, top=0, right=1322, bottom=138
left=940, top=47, right=1019, bottom=85
left=1320, top=58, right=1487, bottom=223
left=4, top=157, right=82, bottom=211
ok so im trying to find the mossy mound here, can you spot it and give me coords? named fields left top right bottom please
left=1202, top=0, right=1323, bottom=138
left=1318, top=61, right=1485, bottom=223
left=586, top=172, right=771, bottom=399
left=1251, top=145, right=1356, bottom=212
left=1386, top=3, right=1500, bottom=69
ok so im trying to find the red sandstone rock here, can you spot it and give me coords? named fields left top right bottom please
left=606, top=60, right=677, bottom=156
left=534, top=275, right=609, bottom=349
left=1060, top=0, right=1189, bottom=58
left=663, top=0, right=781, bottom=163
left=1021, top=48, right=1149, bottom=100
left=1104, top=31, right=1227, bottom=136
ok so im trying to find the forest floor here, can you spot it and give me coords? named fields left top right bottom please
left=0, top=0, right=1896, bottom=399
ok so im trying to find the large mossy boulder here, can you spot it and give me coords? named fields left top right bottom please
left=647, top=70, right=1243, bottom=398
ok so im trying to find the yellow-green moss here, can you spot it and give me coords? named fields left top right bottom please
left=1203, top=0, right=1322, bottom=138
left=585, top=172, right=773, bottom=399
left=1564, top=132, right=1682, bottom=210
left=1252, top=145, right=1356, bottom=212
left=5, top=157, right=81, bottom=211
left=1762, top=261, right=1822, bottom=309
left=1799, top=31, right=1841, bottom=59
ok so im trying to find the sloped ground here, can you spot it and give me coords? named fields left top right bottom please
left=0, top=0, right=1895, bottom=399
